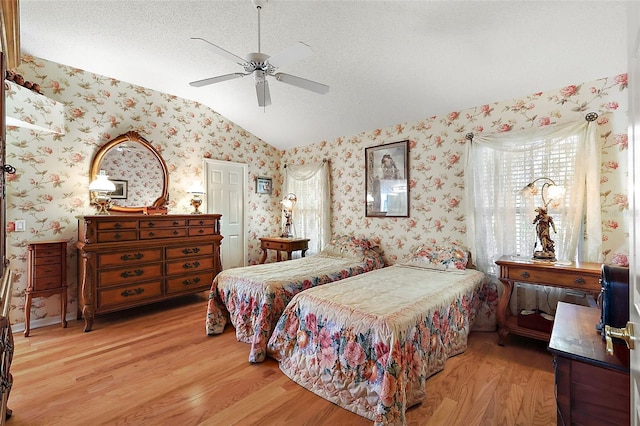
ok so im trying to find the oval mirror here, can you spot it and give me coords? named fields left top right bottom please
left=90, top=131, right=169, bottom=213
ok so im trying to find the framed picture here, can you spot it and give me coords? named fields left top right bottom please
left=110, top=180, right=128, bottom=199
left=365, top=140, right=409, bottom=217
left=256, top=176, right=272, bottom=194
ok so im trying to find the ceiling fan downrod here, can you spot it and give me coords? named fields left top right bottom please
left=252, top=0, right=267, bottom=53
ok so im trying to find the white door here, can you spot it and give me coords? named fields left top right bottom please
left=204, top=159, right=247, bottom=270
left=628, top=3, right=640, bottom=423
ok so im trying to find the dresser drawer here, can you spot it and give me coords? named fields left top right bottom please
left=139, top=228, right=188, bottom=239
left=507, top=266, right=600, bottom=291
left=98, top=263, right=163, bottom=286
left=96, top=220, right=138, bottom=231
left=32, top=274, right=62, bottom=290
left=188, top=227, right=214, bottom=237
left=98, top=248, right=163, bottom=267
left=140, top=219, right=186, bottom=228
left=33, top=244, right=64, bottom=257
left=188, top=218, right=216, bottom=227
left=166, top=243, right=214, bottom=259
left=97, top=230, right=138, bottom=243
left=35, top=254, right=63, bottom=266
left=166, top=271, right=215, bottom=294
left=166, top=256, right=214, bottom=275
left=34, top=263, right=61, bottom=277
left=97, top=281, right=163, bottom=309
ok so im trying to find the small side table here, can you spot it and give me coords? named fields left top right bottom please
left=495, top=255, right=601, bottom=345
left=259, top=237, right=310, bottom=264
left=25, top=241, right=67, bottom=337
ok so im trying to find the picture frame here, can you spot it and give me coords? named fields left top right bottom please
left=110, top=180, right=128, bottom=199
left=256, top=176, right=272, bottom=194
left=365, top=140, right=409, bottom=217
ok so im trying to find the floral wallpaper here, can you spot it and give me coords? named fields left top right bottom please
left=281, top=74, right=629, bottom=269
left=2, top=53, right=629, bottom=334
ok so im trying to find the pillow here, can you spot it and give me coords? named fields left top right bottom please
left=320, top=235, right=373, bottom=260
left=402, top=244, right=469, bottom=272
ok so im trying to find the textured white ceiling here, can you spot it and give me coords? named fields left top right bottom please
left=19, top=1, right=628, bottom=150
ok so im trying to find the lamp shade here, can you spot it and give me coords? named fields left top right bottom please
left=188, top=182, right=205, bottom=194
left=89, top=170, right=116, bottom=192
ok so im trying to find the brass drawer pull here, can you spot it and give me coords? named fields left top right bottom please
left=148, top=231, right=155, bottom=237
left=173, top=221, right=180, bottom=226
left=148, top=222, right=155, bottom=227
left=121, top=269, right=144, bottom=278
left=121, top=288, right=144, bottom=297
left=114, top=223, right=122, bottom=229
left=183, top=261, right=201, bottom=269
left=121, top=253, right=144, bottom=261
left=182, top=247, right=201, bottom=255
left=114, top=233, right=122, bottom=240
left=197, top=220, right=205, bottom=225
left=173, top=230, right=179, bottom=236
left=183, top=277, right=201, bottom=286
left=574, top=277, right=585, bottom=284
left=520, top=271, right=530, bottom=279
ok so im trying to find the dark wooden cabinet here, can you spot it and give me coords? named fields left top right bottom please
left=76, top=214, right=222, bottom=331
left=548, top=302, right=630, bottom=425
left=25, top=240, right=67, bottom=337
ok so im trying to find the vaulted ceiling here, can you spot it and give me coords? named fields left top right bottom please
left=19, top=1, right=628, bottom=150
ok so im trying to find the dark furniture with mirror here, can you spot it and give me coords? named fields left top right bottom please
left=90, top=131, right=169, bottom=213
left=76, top=214, right=223, bottom=331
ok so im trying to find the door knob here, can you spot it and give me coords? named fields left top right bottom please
left=604, top=322, right=635, bottom=355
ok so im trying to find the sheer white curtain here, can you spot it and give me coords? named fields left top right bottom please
left=465, top=119, right=600, bottom=314
left=284, top=160, right=331, bottom=255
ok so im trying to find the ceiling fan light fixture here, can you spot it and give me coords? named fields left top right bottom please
left=189, top=0, right=329, bottom=106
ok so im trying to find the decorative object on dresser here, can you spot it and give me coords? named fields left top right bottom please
left=548, top=302, right=629, bottom=426
left=280, top=193, right=297, bottom=237
left=90, top=131, right=169, bottom=214
left=24, top=241, right=67, bottom=337
left=88, top=170, right=116, bottom=215
left=495, top=255, right=601, bottom=345
left=365, top=140, right=409, bottom=218
left=259, top=236, right=309, bottom=264
left=520, top=177, right=564, bottom=261
left=76, top=214, right=222, bottom=332
left=187, top=182, right=205, bottom=214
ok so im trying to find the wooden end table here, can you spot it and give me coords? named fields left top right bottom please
left=495, top=255, right=601, bottom=345
left=259, top=237, right=310, bottom=264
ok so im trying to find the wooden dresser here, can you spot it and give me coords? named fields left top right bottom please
left=76, top=214, right=223, bottom=331
left=548, top=302, right=629, bottom=425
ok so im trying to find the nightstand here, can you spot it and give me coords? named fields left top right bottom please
left=259, top=237, right=310, bottom=264
left=25, top=241, right=67, bottom=337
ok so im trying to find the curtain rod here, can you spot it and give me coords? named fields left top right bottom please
left=465, top=111, right=598, bottom=143
left=284, top=158, right=327, bottom=169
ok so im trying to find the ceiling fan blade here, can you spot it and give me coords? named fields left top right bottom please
left=274, top=73, right=329, bottom=95
left=267, top=42, right=314, bottom=69
left=255, top=79, right=272, bottom=107
left=189, top=73, right=247, bottom=87
left=191, top=37, right=248, bottom=66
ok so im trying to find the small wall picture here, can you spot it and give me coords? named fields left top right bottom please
left=256, top=177, right=272, bottom=194
left=110, top=180, right=128, bottom=199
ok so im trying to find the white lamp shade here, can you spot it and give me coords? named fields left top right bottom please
left=188, top=182, right=205, bottom=194
left=89, top=170, right=116, bottom=192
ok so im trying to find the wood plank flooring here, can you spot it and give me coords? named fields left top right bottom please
left=7, top=294, right=556, bottom=425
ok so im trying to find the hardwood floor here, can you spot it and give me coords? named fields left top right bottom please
left=7, top=294, right=556, bottom=425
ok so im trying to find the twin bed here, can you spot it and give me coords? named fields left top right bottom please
left=207, top=239, right=492, bottom=424
left=206, top=235, right=385, bottom=362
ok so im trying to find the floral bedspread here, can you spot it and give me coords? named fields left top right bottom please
left=266, top=265, right=491, bottom=425
left=206, top=251, right=384, bottom=363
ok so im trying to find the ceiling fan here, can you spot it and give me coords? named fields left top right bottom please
left=189, top=0, right=329, bottom=107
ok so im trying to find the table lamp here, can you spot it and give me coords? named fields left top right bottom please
left=89, top=170, right=116, bottom=215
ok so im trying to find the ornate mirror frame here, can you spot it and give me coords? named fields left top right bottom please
left=89, top=131, right=169, bottom=213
